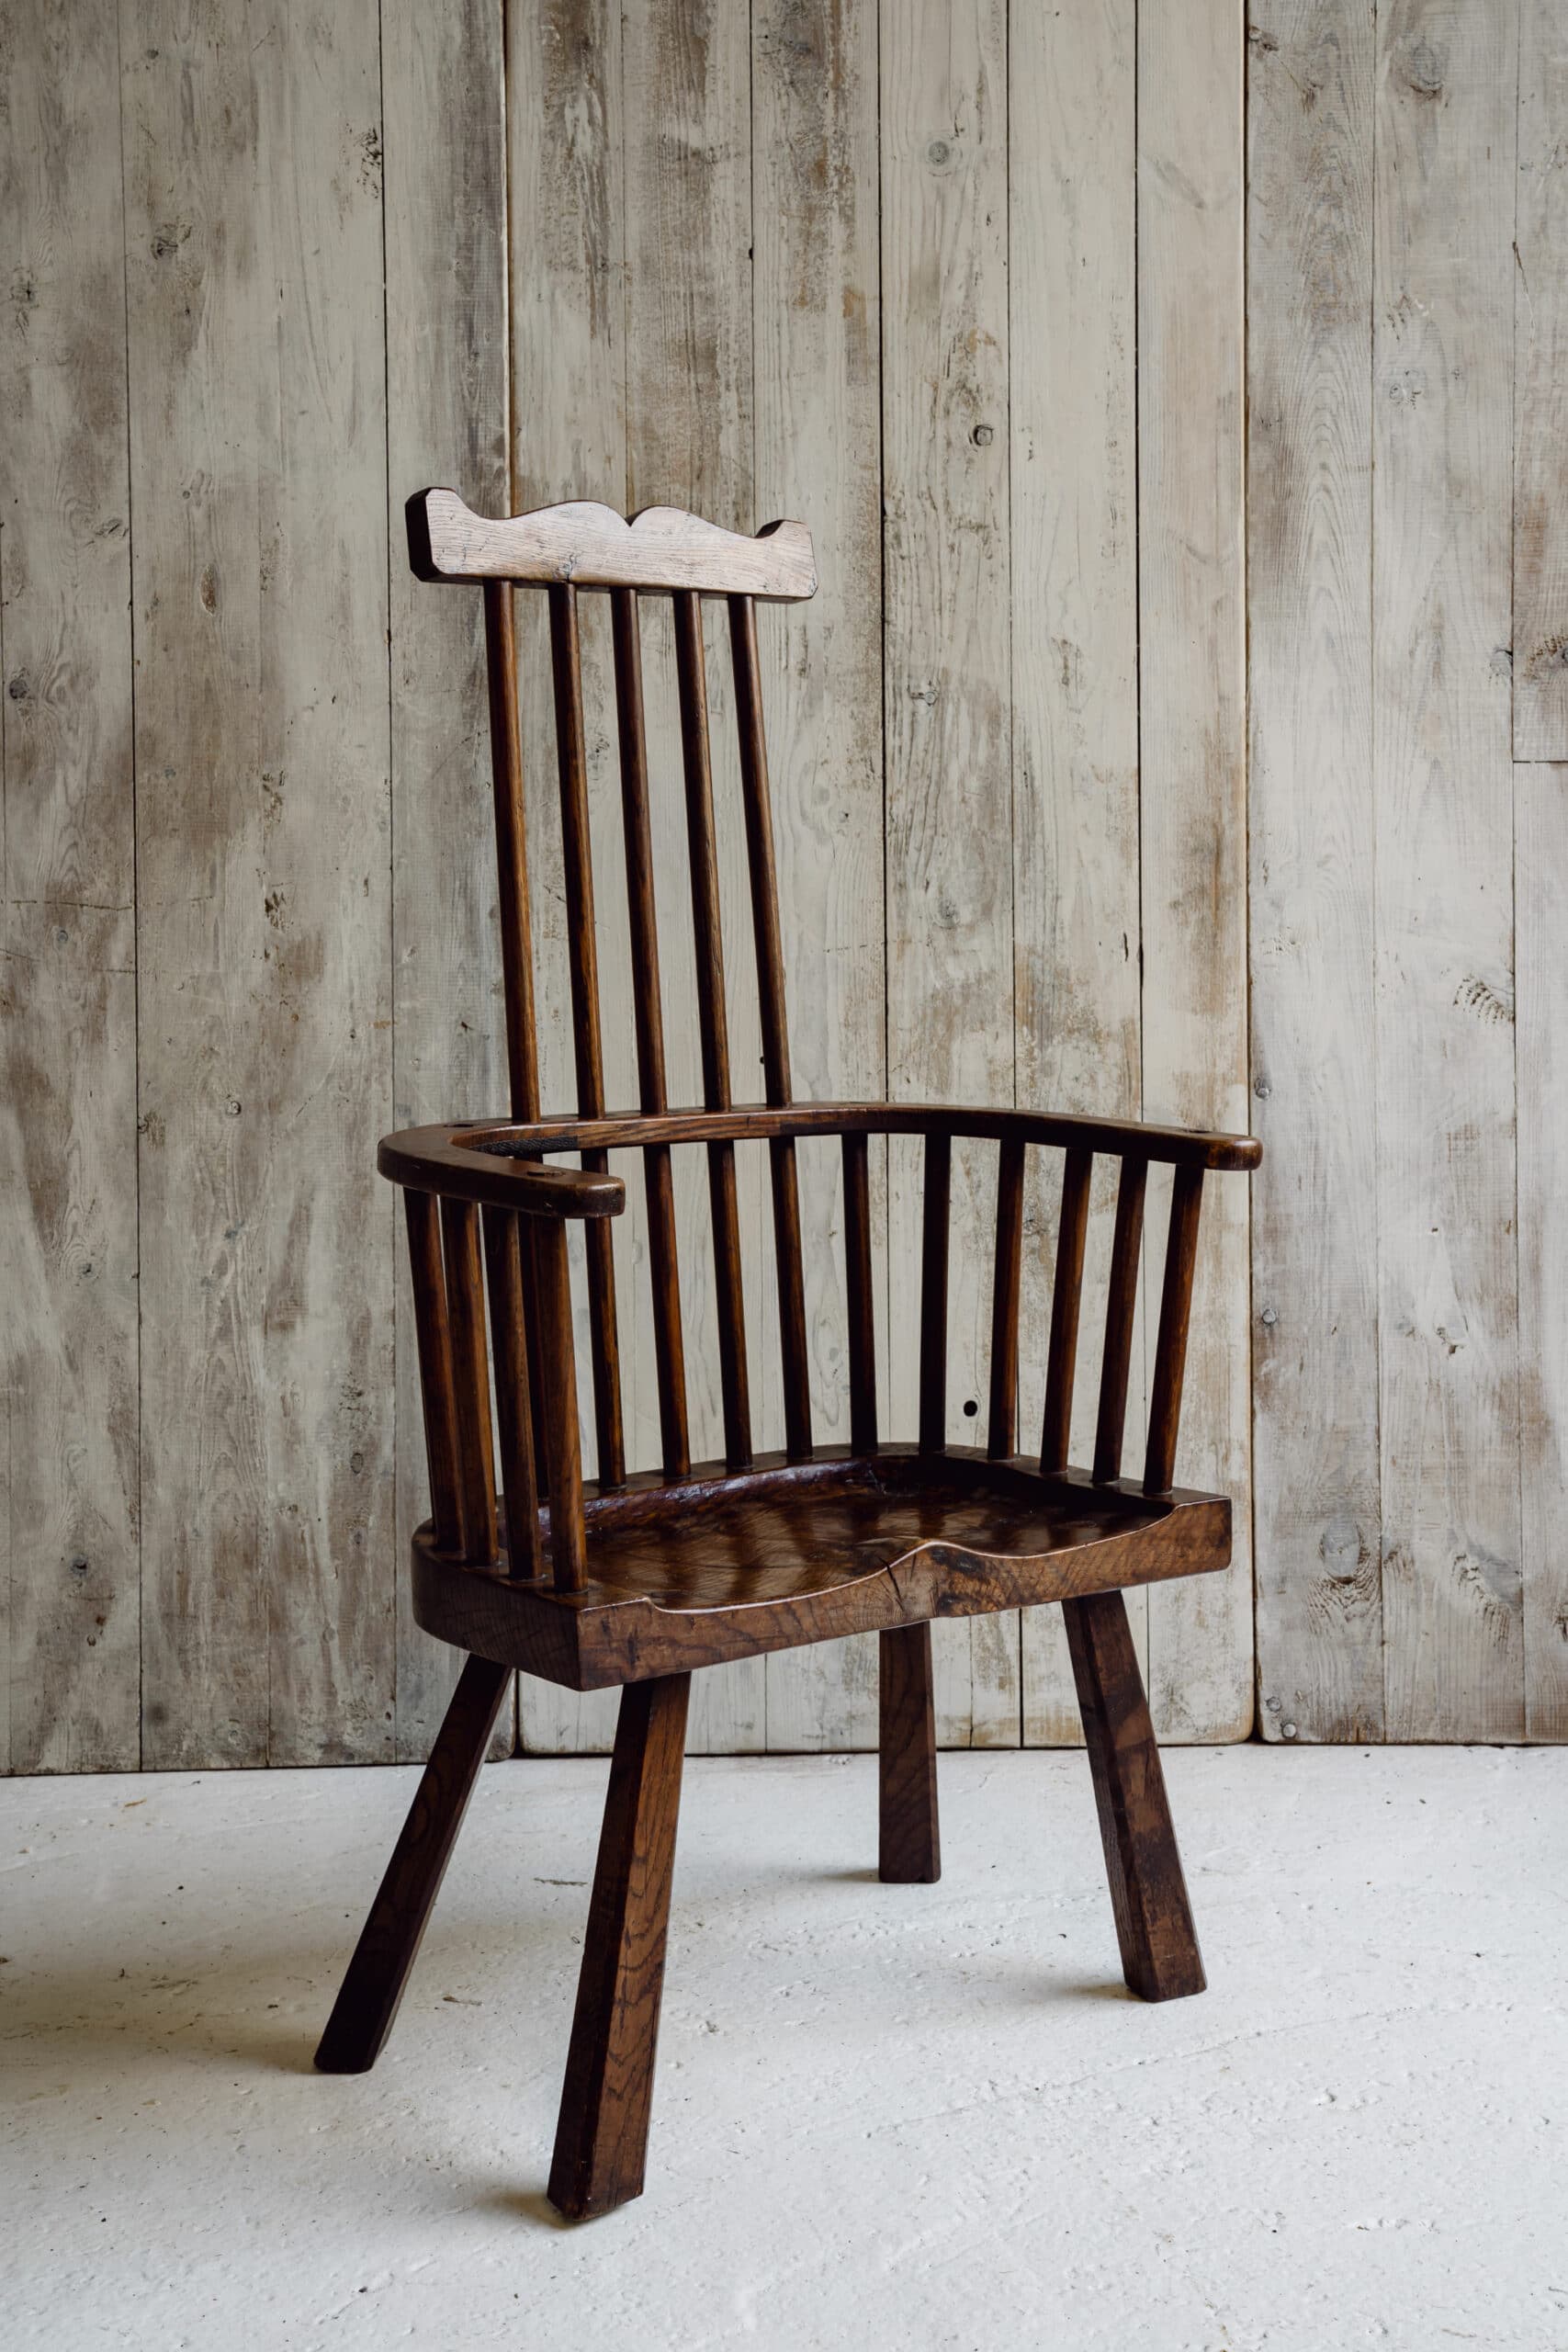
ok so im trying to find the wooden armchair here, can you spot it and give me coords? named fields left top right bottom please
left=314, top=489, right=1261, bottom=2220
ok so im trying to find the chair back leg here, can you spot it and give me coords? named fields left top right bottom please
left=1061, top=1590, right=1205, bottom=2001
left=549, top=1671, right=692, bottom=2220
left=878, top=1623, right=941, bottom=1883
left=315, top=1652, right=512, bottom=2073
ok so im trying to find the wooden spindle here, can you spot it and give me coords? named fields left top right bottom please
left=919, top=1131, right=952, bottom=1453
left=482, top=581, right=540, bottom=1122
left=842, top=1130, right=877, bottom=1453
left=481, top=1205, right=543, bottom=1577
left=549, top=582, right=624, bottom=1489
left=674, top=589, right=750, bottom=1469
left=534, top=1218, right=586, bottom=1590
left=987, top=1136, right=1025, bottom=1459
left=1041, top=1148, right=1093, bottom=1475
left=1093, top=1157, right=1148, bottom=1485
left=1144, top=1167, right=1205, bottom=1495
left=440, top=1197, right=497, bottom=1564
left=611, top=589, right=689, bottom=1480
left=731, top=595, right=810, bottom=1460
left=405, top=1191, right=462, bottom=1552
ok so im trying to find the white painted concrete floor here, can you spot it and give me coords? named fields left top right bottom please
left=3, top=1745, right=1564, bottom=2351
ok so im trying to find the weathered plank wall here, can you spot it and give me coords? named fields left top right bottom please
left=1250, top=0, right=1568, bottom=1743
left=51, top=0, right=1568, bottom=1765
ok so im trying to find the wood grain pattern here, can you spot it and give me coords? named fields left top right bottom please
left=1137, top=0, right=1252, bottom=1744
left=1373, top=0, right=1523, bottom=1741
left=548, top=1671, right=691, bottom=2218
left=881, top=0, right=1019, bottom=1753
left=125, top=0, right=395, bottom=1768
left=1010, top=0, right=1144, bottom=1748
left=1517, top=764, right=1568, bottom=1737
left=1247, top=0, right=1382, bottom=1744
left=382, top=0, right=514, bottom=1759
left=1513, top=0, right=1568, bottom=761
left=0, top=0, right=141, bottom=1770
left=750, top=0, right=886, bottom=1751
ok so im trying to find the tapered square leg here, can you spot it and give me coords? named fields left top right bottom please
left=1062, top=1589, right=1205, bottom=2002
left=879, top=1622, right=941, bottom=1883
left=548, top=1672, right=691, bottom=2220
left=314, top=1652, right=512, bottom=2074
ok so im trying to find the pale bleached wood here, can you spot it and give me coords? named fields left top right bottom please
left=0, top=0, right=139, bottom=1770
left=881, top=0, right=1019, bottom=1747
left=125, top=0, right=395, bottom=1766
left=1513, top=1, right=1568, bottom=761
left=750, top=0, right=886, bottom=1753
left=382, top=0, right=514, bottom=1761
left=1374, top=0, right=1523, bottom=1740
left=1010, top=0, right=1144, bottom=1747
left=412, top=491, right=816, bottom=603
left=507, top=0, right=627, bottom=1757
left=616, top=0, right=765, bottom=1756
left=1248, top=0, right=1382, bottom=1744
left=1517, top=763, right=1568, bottom=1737
left=1137, top=0, right=1252, bottom=1742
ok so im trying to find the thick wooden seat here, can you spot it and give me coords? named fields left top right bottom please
left=412, top=1448, right=1230, bottom=1689
left=313, top=487, right=1261, bottom=2222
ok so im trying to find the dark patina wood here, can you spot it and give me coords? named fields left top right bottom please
left=318, top=488, right=1260, bottom=2221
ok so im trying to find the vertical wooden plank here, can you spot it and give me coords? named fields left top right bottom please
left=882, top=0, right=1018, bottom=1749
left=1374, top=0, right=1522, bottom=1740
left=0, top=0, right=140, bottom=1770
left=507, top=0, right=626, bottom=1754
left=1518, top=764, right=1568, bottom=1737
left=622, top=0, right=761, bottom=1754
left=750, top=0, right=885, bottom=1751
left=383, top=0, right=513, bottom=1758
left=125, top=0, right=395, bottom=1767
left=1138, top=0, right=1252, bottom=1743
left=1513, top=0, right=1568, bottom=762
left=1248, top=0, right=1382, bottom=1743
left=1009, top=0, right=1143, bottom=1745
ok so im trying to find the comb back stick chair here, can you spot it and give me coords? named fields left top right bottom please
left=314, top=487, right=1261, bottom=2220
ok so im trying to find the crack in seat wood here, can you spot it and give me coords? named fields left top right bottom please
left=314, top=487, right=1261, bottom=2221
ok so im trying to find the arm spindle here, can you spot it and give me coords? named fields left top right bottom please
left=440, top=1198, right=498, bottom=1563
left=919, top=1132, right=953, bottom=1453
left=987, top=1135, right=1025, bottom=1458
left=1093, top=1158, right=1148, bottom=1485
left=1143, top=1166, right=1205, bottom=1495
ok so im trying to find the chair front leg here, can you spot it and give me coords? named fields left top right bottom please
left=549, top=1671, right=692, bottom=2220
left=1062, top=1589, right=1205, bottom=2002
left=315, top=1651, right=512, bottom=2073
left=878, top=1622, right=941, bottom=1883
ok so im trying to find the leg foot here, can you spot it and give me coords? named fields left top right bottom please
left=1062, top=1589, right=1204, bottom=2001
left=314, top=1652, right=511, bottom=2073
left=548, top=1673, right=691, bottom=2220
left=879, top=1622, right=940, bottom=1883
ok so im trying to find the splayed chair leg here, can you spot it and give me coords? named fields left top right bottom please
left=1062, top=1589, right=1205, bottom=2001
left=315, top=1652, right=512, bottom=2073
left=879, top=1621, right=941, bottom=1883
left=548, top=1671, right=692, bottom=2220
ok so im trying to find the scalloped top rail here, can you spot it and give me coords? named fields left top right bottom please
left=406, top=489, right=818, bottom=601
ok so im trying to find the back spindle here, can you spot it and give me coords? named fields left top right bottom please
left=730, top=595, right=811, bottom=1460
left=674, top=589, right=751, bottom=1469
left=611, top=588, right=690, bottom=1479
left=548, top=582, right=625, bottom=1488
left=440, top=1197, right=498, bottom=1563
left=481, top=1205, right=543, bottom=1577
left=841, top=1131, right=878, bottom=1453
left=919, top=1132, right=953, bottom=1453
left=1143, top=1166, right=1205, bottom=1495
left=405, top=1191, right=462, bottom=1553
left=987, top=1136, right=1026, bottom=1458
left=482, top=581, right=540, bottom=1123
left=1040, top=1148, right=1093, bottom=1475
left=1092, top=1157, right=1148, bottom=1485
